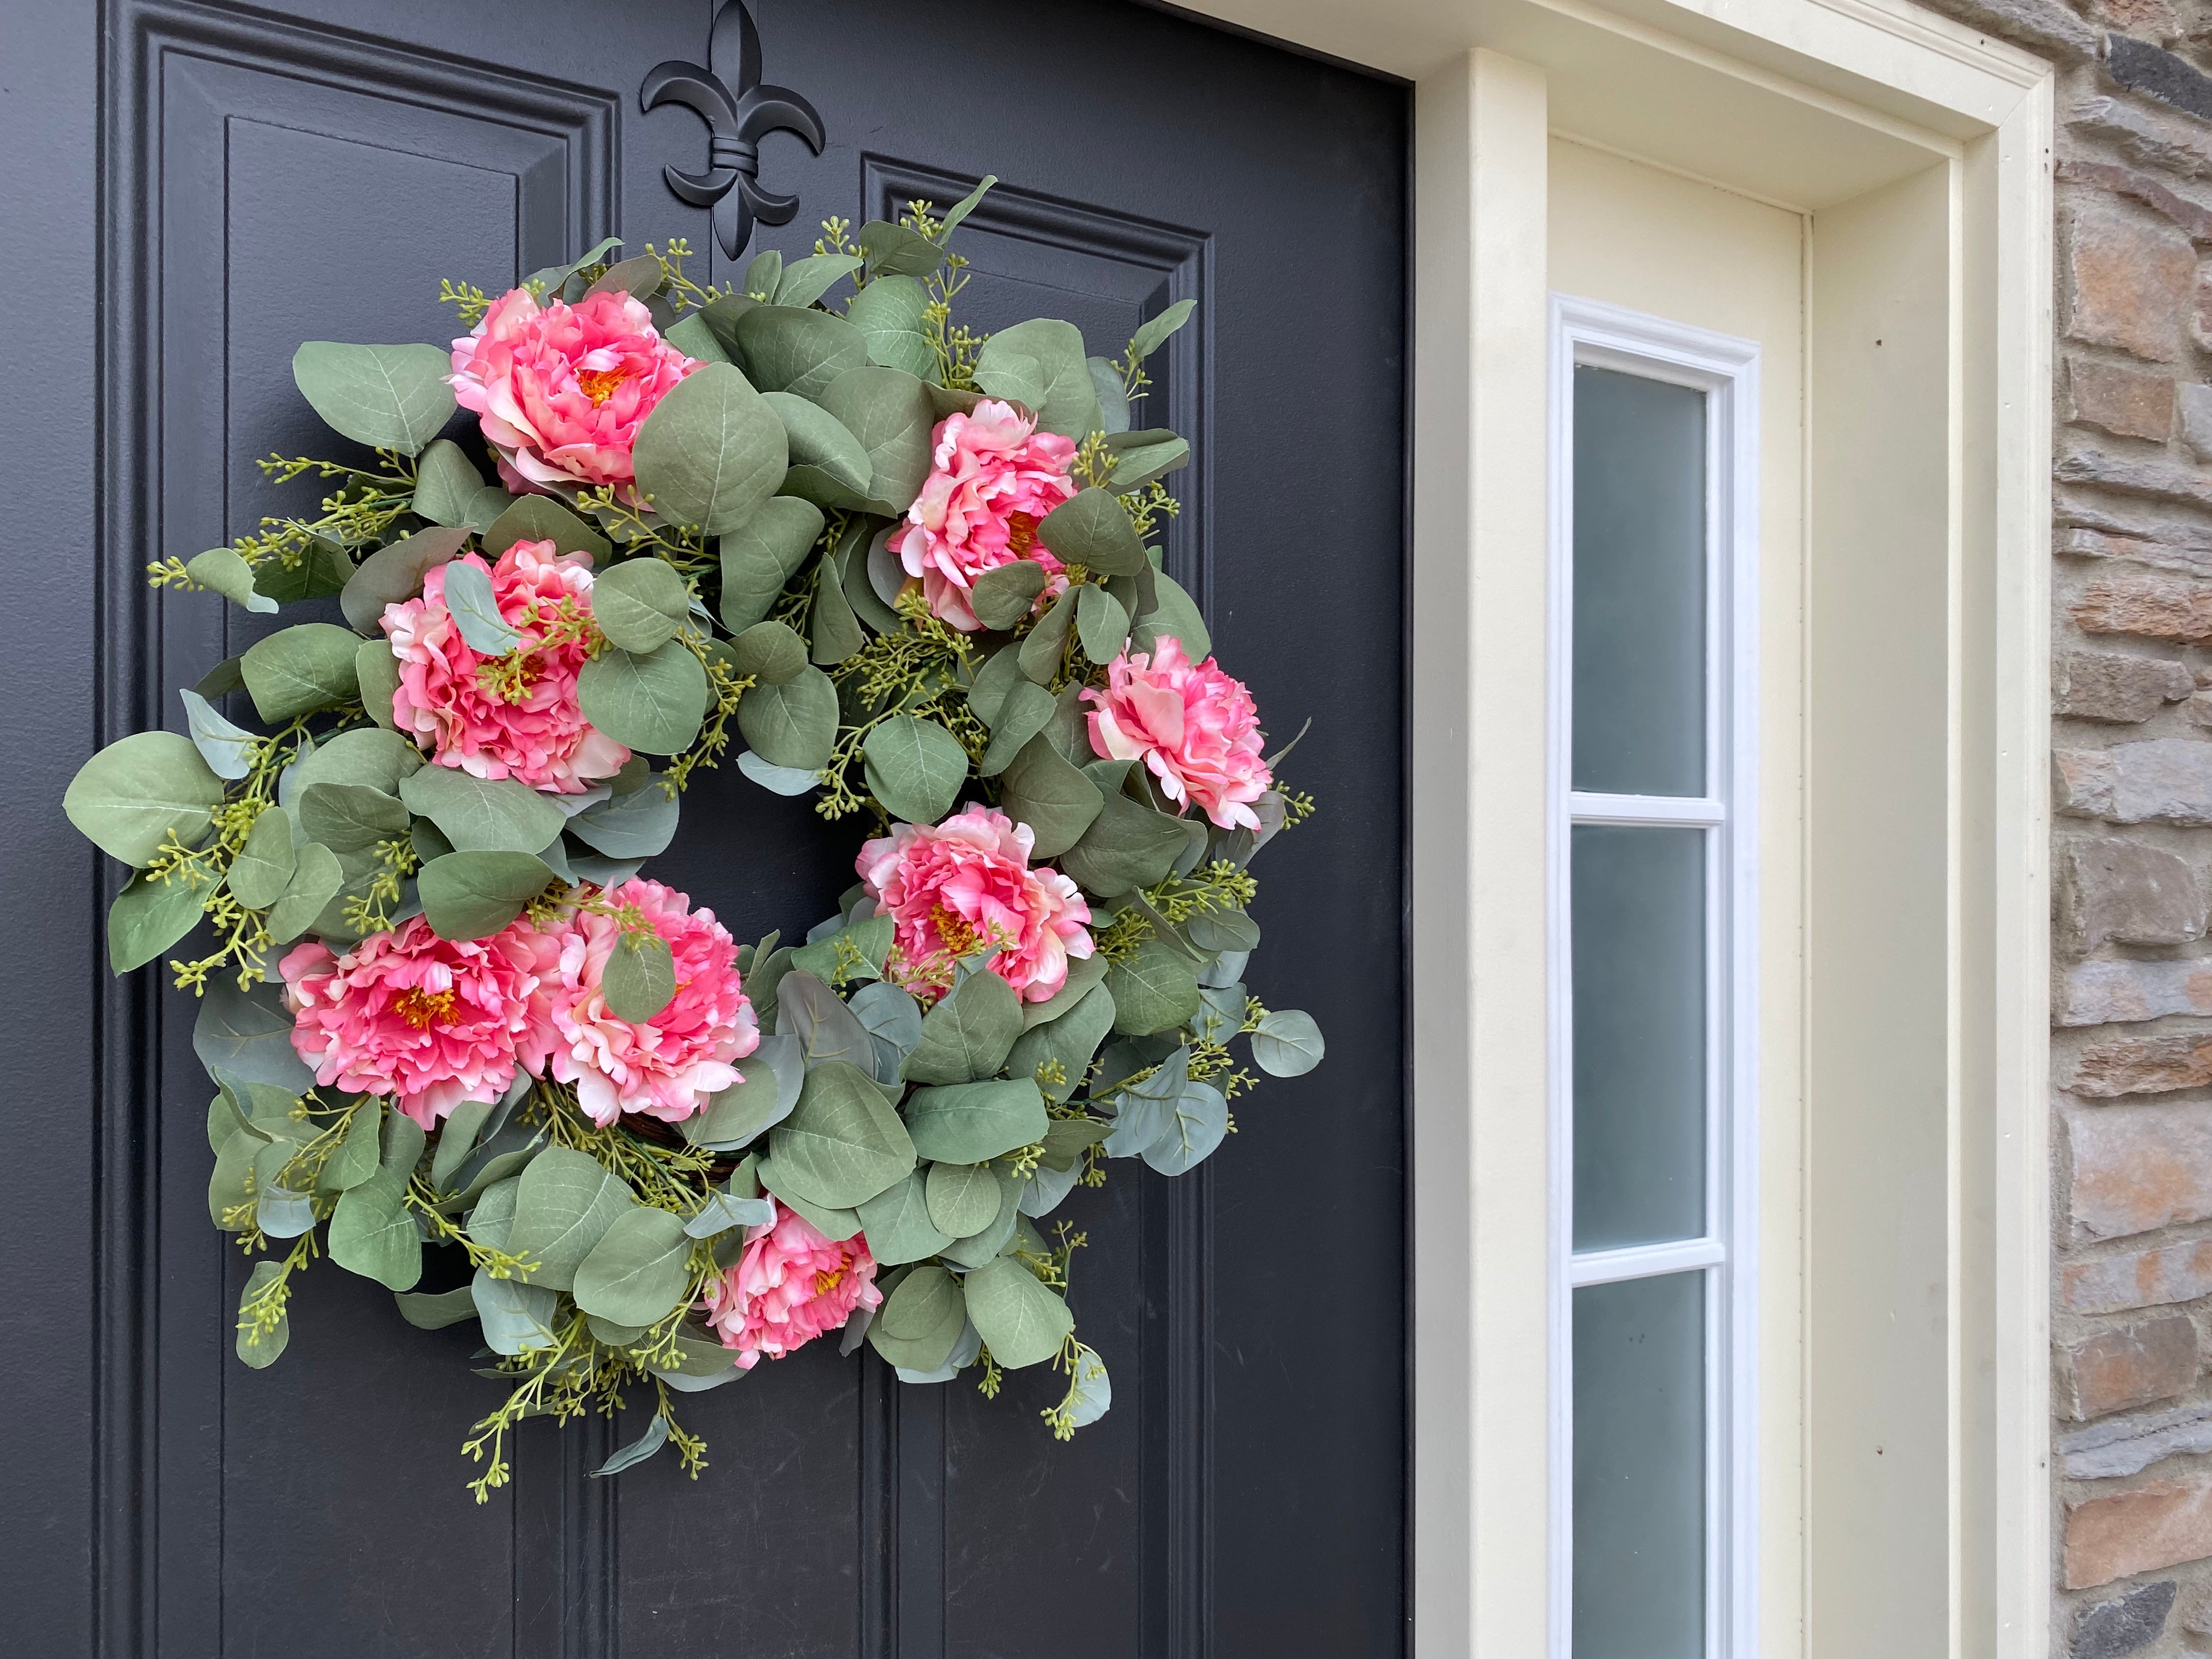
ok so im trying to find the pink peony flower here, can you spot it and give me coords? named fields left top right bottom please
left=890, top=398, right=1079, bottom=631
left=277, top=916, right=558, bottom=1129
left=701, top=1201, right=882, bottom=1370
left=542, top=878, right=759, bottom=1126
left=448, top=285, right=700, bottom=497
left=381, top=538, right=630, bottom=795
left=1084, top=636, right=1272, bottom=830
left=855, top=803, right=1093, bottom=1003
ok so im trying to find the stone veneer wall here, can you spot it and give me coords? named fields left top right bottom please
left=1909, top=1, right=2212, bottom=1650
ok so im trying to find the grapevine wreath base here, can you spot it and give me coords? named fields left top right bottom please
left=66, top=178, right=1323, bottom=1494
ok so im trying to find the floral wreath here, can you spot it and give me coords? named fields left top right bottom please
left=68, top=178, right=1323, bottom=1495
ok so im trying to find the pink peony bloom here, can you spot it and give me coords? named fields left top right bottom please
left=702, top=1201, right=882, bottom=1370
left=448, top=285, right=700, bottom=497
left=1084, top=636, right=1272, bottom=830
left=278, top=916, right=558, bottom=1129
left=381, top=538, right=630, bottom=795
left=890, top=398, right=1079, bottom=631
left=855, top=803, right=1093, bottom=1003
left=542, top=878, right=759, bottom=1126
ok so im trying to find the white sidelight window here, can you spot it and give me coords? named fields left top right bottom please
left=1548, top=297, right=1760, bottom=1659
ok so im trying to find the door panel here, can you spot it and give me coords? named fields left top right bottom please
left=3, top=1, right=1406, bottom=1652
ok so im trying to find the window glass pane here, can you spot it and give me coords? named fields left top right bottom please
left=1572, top=824, right=1706, bottom=1250
left=1571, top=365, right=1706, bottom=797
left=1573, top=1271, right=1706, bottom=1659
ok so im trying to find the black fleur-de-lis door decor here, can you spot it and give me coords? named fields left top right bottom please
left=641, top=0, right=826, bottom=261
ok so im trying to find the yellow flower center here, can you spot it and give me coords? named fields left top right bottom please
left=392, top=987, right=460, bottom=1030
left=814, top=1259, right=846, bottom=1296
left=576, top=367, right=629, bottom=406
left=930, top=902, right=979, bottom=959
left=1006, top=510, right=1039, bottom=555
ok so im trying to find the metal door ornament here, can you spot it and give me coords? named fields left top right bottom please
left=641, top=0, right=826, bottom=260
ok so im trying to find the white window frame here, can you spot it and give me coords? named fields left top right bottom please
left=1546, top=294, right=1761, bottom=1659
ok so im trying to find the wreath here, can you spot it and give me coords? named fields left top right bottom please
left=66, top=177, right=1324, bottom=1495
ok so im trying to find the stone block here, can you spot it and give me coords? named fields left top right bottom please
left=2065, top=1239, right=2212, bottom=1313
left=2057, top=446, right=2212, bottom=513
left=2182, top=383, right=2212, bottom=462
left=2065, top=1476, right=2212, bottom=1588
left=2063, top=1033, right=2212, bottom=1096
left=2055, top=651, right=2194, bottom=720
left=2068, top=355, right=2176, bottom=441
left=2073, top=569, right=2212, bottom=641
left=2058, top=1314, right=2198, bottom=1419
left=2065, top=1101, right=2212, bottom=1238
left=2055, top=740, right=2212, bottom=824
left=2071, top=96, right=2212, bottom=187
left=2062, top=1401, right=2212, bottom=1478
left=2060, top=158, right=2212, bottom=244
left=2058, top=958, right=2212, bottom=1025
left=2065, top=194, right=2195, bottom=362
left=2059, top=839, right=2206, bottom=951
left=2061, top=524, right=2212, bottom=580
left=2073, top=1577, right=2177, bottom=1658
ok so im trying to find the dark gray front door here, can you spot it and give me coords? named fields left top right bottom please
left=2, top=2, right=1407, bottom=1652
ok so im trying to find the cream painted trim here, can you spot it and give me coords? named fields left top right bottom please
left=1408, top=48, right=1552, bottom=1659
left=1190, top=0, right=2053, bottom=1653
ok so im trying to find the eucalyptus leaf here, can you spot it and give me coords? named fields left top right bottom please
left=815, top=367, right=936, bottom=514
left=974, top=319, right=1101, bottom=440
left=340, top=526, right=471, bottom=632
left=764, top=389, right=873, bottom=500
left=418, top=850, right=553, bottom=940
left=856, top=1170, right=954, bottom=1266
left=486, top=494, right=610, bottom=562
left=285, top=727, right=423, bottom=798
left=719, top=496, right=825, bottom=632
left=1131, top=571, right=1211, bottom=660
left=632, top=360, right=789, bottom=534
left=1250, top=1009, right=1325, bottom=1077
left=1089, top=357, right=1131, bottom=435
left=178, top=687, right=258, bottom=781
left=962, top=1256, right=1073, bottom=1369
left=902, top=970, right=1023, bottom=1086
left=583, top=253, right=663, bottom=300
left=754, top=1158, right=862, bottom=1241
left=1105, top=940, right=1202, bottom=1037
left=264, top=842, right=343, bottom=944
left=107, top=864, right=214, bottom=975
left=412, top=438, right=493, bottom=527
left=743, top=249, right=783, bottom=301
left=573, top=1206, right=693, bottom=1325
left=1075, top=584, right=1130, bottom=664
left=842, top=273, right=935, bottom=379
left=966, top=643, right=1028, bottom=730
left=394, top=1285, right=480, bottom=1330
left=1018, top=588, right=1076, bottom=684
left=401, top=766, right=565, bottom=854
left=684, top=1187, right=777, bottom=1238
left=472, top=1268, right=561, bottom=1355
left=430, top=1097, right=498, bottom=1190
left=566, top=783, right=680, bottom=858
left=63, top=732, right=222, bottom=870
left=1102, top=428, right=1189, bottom=492
left=242, top=624, right=363, bottom=722
left=734, top=305, right=871, bottom=402
left=195, top=976, right=315, bottom=1091
left=291, top=341, right=456, bottom=455
left=862, top=716, right=967, bottom=825
left=1140, top=1077, right=1228, bottom=1176
left=995, top=736, right=1102, bottom=859
left=438, top=558, right=524, bottom=656
left=592, top=558, right=691, bottom=653
left=775, top=251, right=864, bottom=309
left=1060, top=788, right=1188, bottom=897
left=184, top=547, right=278, bottom=614
left=235, top=1262, right=290, bottom=1369
left=508, top=1147, right=637, bottom=1291
left=808, top=549, right=868, bottom=664
left=858, top=219, right=944, bottom=279
left=868, top=1264, right=967, bottom=1372
left=578, top=642, right=710, bottom=755
left=1131, top=300, right=1196, bottom=360
left=902, top=1078, right=1048, bottom=1165
left=736, top=750, right=822, bottom=795
left=969, top=560, right=1048, bottom=631
left=765, top=1060, right=917, bottom=1209
left=1018, top=953, right=1110, bottom=1030
left=664, top=311, right=731, bottom=365
left=328, top=1173, right=423, bottom=1290
left=1005, top=983, right=1116, bottom=1104
left=592, top=1412, right=672, bottom=1477
left=925, top=1161, right=1002, bottom=1238
left=735, top=665, right=838, bottom=770
left=322, top=1096, right=384, bottom=1192
left=603, top=931, right=677, bottom=1022
left=1039, top=488, right=1148, bottom=578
